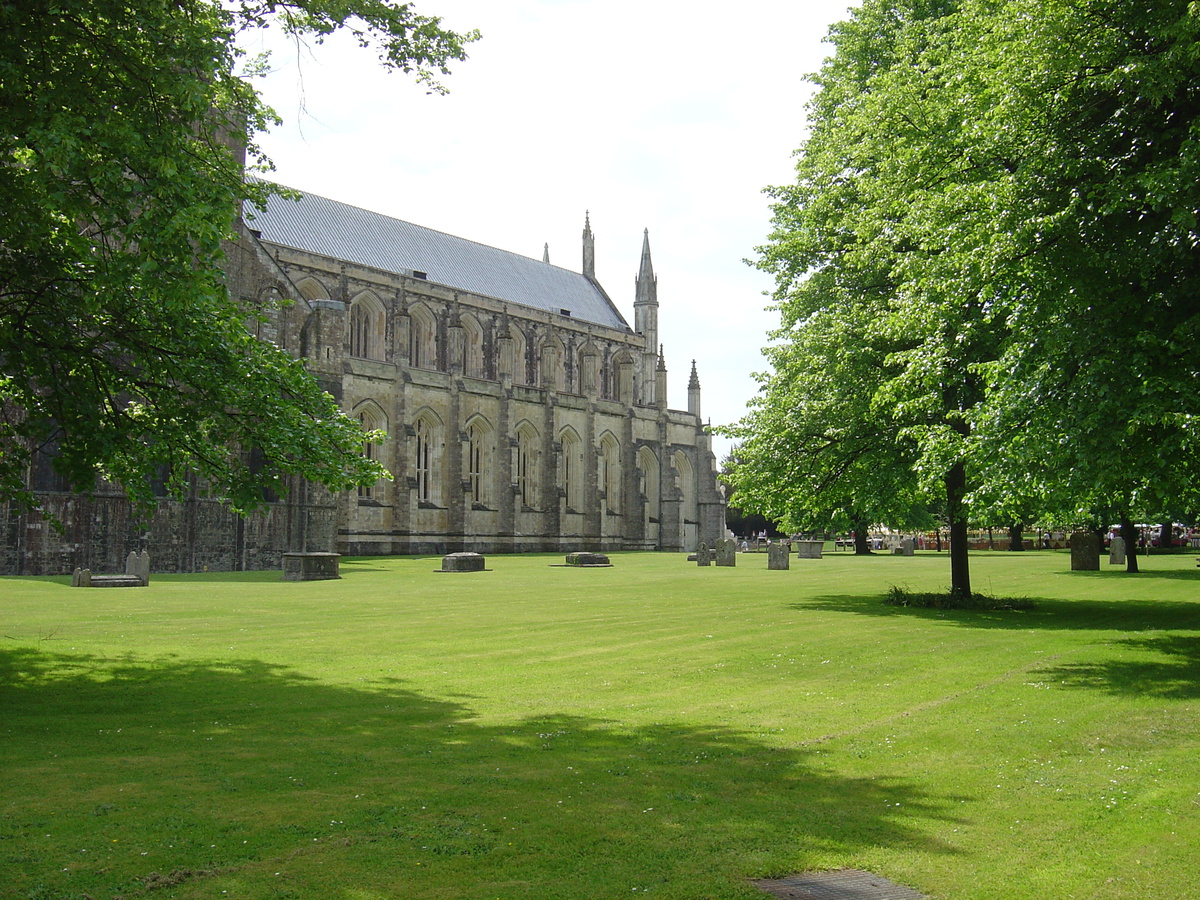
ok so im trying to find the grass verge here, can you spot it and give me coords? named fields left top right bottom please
left=2, top=550, right=1198, bottom=899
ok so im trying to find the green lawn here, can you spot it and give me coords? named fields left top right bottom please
left=3, top=550, right=1198, bottom=900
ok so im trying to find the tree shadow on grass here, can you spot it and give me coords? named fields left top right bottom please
left=0, top=647, right=966, bottom=900
left=1065, top=568, right=1200, bottom=582
left=1032, top=634, right=1200, bottom=699
left=793, top=594, right=1200, bottom=634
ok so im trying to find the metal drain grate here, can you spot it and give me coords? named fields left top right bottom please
left=753, top=869, right=927, bottom=900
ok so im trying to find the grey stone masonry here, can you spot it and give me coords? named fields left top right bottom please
left=1070, top=532, right=1100, bottom=571
left=437, top=551, right=487, bottom=572
left=282, top=551, right=342, bottom=581
left=795, top=540, right=824, bottom=559
left=714, top=538, right=736, bottom=567
left=767, top=543, right=790, bottom=570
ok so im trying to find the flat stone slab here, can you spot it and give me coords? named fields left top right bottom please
left=753, top=869, right=926, bottom=900
left=563, top=552, right=612, bottom=567
left=86, top=575, right=146, bottom=588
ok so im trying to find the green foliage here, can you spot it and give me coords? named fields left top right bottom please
left=729, top=0, right=1200, bottom=594
left=0, top=0, right=477, bottom=512
left=883, top=583, right=1034, bottom=611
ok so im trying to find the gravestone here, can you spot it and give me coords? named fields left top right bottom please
left=565, top=552, right=611, bottom=567
left=437, top=552, right=487, bottom=572
left=436, top=554, right=487, bottom=573
left=696, top=541, right=711, bottom=566
left=128, top=550, right=150, bottom=585
left=1108, top=535, right=1126, bottom=565
left=71, top=567, right=91, bottom=587
left=714, top=538, right=737, bottom=567
left=767, top=542, right=791, bottom=570
left=1070, top=532, right=1100, bottom=571
left=893, top=537, right=915, bottom=557
left=794, top=540, right=824, bottom=559
left=282, top=551, right=342, bottom=581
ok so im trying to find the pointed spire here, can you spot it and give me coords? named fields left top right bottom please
left=638, top=228, right=655, bottom=282
left=655, top=344, right=668, bottom=410
left=635, top=227, right=657, bottom=310
left=688, top=359, right=701, bottom=418
left=657, top=344, right=667, bottom=372
left=582, top=211, right=595, bottom=279
left=543, top=242, right=550, bottom=264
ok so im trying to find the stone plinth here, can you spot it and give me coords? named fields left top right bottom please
left=437, top=552, right=487, bottom=573
left=282, top=552, right=341, bottom=581
left=795, top=540, right=824, bottom=559
left=767, top=543, right=791, bottom=570
left=1070, top=533, right=1100, bottom=571
left=565, top=552, right=612, bottom=567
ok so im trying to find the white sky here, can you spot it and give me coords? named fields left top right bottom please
left=244, top=0, right=858, bottom=461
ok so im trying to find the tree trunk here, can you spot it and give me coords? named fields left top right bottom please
left=851, top=513, right=872, bottom=555
left=1008, top=523, right=1025, bottom=551
left=1119, top=516, right=1140, bottom=574
left=946, top=461, right=971, bottom=600
left=1159, top=520, right=1173, bottom=550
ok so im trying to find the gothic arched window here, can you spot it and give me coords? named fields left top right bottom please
left=349, top=292, right=384, bottom=360
left=599, top=432, right=621, bottom=514
left=413, top=412, right=442, bottom=505
left=409, top=304, right=437, bottom=370
left=465, top=417, right=493, bottom=506
left=559, top=427, right=583, bottom=511
left=355, top=402, right=387, bottom=500
left=515, top=422, right=540, bottom=509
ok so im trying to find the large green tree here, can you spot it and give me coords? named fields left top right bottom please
left=734, top=0, right=1003, bottom=598
left=965, top=0, right=1200, bottom=571
left=733, top=0, right=1200, bottom=594
left=0, top=0, right=477, bottom=512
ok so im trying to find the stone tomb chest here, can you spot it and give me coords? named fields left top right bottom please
left=282, top=552, right=341, bottom=581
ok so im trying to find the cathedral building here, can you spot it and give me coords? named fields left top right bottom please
left=2, top=185, right=723, bottom=573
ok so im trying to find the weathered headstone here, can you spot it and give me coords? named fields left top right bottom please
left=1108, top=535, right=1126, bottom=566
left=282, top=551, right=342, bottom=581
left=127, top=549, right=150, bottom=585
left=714, top=538, right=737, bottom=567
left=437, top=551, right=486, bottom=572
left=794, top=540, right=824, bottom=559
left=696, top=541, right=711, bottom=566
left=767, top=542, right=791, bottom=570
left=1070, top=532, right=1100, bottom=571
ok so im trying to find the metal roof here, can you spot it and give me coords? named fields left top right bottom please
left=246, top=185, right=632, bottom=332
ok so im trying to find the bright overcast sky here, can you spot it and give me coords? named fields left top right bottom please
left=244, top=0, right=859, bottom=461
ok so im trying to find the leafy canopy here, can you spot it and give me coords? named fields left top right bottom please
left=726, top=0, right=1200, bottom=593
left=0, top=0, right=477, bottom=512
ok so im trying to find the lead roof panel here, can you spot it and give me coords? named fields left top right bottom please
left=246, top=185, right=632, bottom=332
